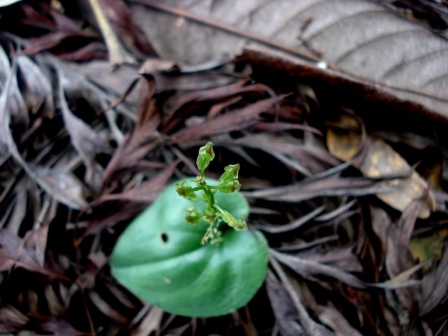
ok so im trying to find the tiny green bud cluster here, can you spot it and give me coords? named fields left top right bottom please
left=175, top=142, right=248, bottom=245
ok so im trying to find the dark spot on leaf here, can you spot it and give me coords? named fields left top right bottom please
left=160, top=232, right=169, bottom=244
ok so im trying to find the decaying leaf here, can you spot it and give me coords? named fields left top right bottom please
left=271, top=249, right=366, bottom=289
left=129, top=0, right=448, bottom=116
left=16, top=55, right=54, bottom=117
left=58, top=70, right=110, bottom=189
left=327, top=114, right=435, bottom=218
left=131, top=305, right=163, bottom=336
left=420, top=245, right=448, bottom=316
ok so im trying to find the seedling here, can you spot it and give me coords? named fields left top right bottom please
left=110, top=143, right=269, bottom=317
left=175, top=142, right=247, bottom=245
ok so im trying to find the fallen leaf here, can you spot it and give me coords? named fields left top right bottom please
left=99, top=161, right=178, bottom=203
left=16, top=55, right=54, bottom=117
left=0, top=306, right=28, bottom=333
left=129, top=0, right=448, bottom=116
left=98, top=0, right=157, bottom=57
left=170, top=95, right=286, bottom=143
left=327, top=113, right=435, bottom=218
left=271, top=249, right=366, bottom=289
left=244, top=172, right=391, bottom=202
left=419, top=245, right=448, bottom=315
left=89, top=291, right=129, bottom=323
left=315, top=304, right=363, bottom=336
left=296, top=245, right=364, bottom=273
left=29, top=166, right=88, bottom=210
left=58, top=70, right=110, bottom=188
left=131, top=305, right=163, bottom=336
left=254, top=205, right=325, bottom=233
left=266, top=272, right=306, bottom=336
left=269, top=258, right=336, bottom=336
left=0, top=229, right=52, bottom=275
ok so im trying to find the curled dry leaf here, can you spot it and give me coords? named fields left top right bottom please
left=30, top=167, right=88, bottom=210
left=131, top=306, right=163, bottom=336
left=88, top=291, right=129, bottom=324
left=16, top=55, right=54, bottom=117
left=244, top=172, right=390, bottom=202
left=0, top=229, right=48, bottom=275
left=255, top=205, right=325, bottom=233
left=315, top=304, right=363, bottom=336
left=0, top=54, right=28, bottom=129
left=58, top=71, right=110, bottom=189
left=269, top=258, right=336, bottom=336
left=419, top=245, right=448, bottom=316
left=97, top=0, right=157, bottom=58
left=0, top=57, right=88, bottom=210
left=296, top=245, right=364, bottom=273
left=170, top=95, right=286, bottom=143
left=327, top=114, right=435, bottom=218
left=271, top=249, right=366, bottom=289
left=99, top=160, right=178, bottom=203
left=266, top=272, right=306, bottom=336
left=0, top=306, right=28, bottom=333
left=233, top=133, right=340, bottom=176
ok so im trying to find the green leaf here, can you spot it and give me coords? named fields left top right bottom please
left=110, top=179, right=269, bottom=317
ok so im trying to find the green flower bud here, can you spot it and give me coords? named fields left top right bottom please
left=219, top=209, right=248, bottom=231
left=232, top=218, right=248, bottom=231
left=203, top=207, right=217, bottom=223
left=196, top=142, right=215, bottom=172
left=218, top=180, right=241, bottom=193
left=219, top=164, right=240, bottom=185
left=175, top=181, right=197, bottom=200
left=185, top=207, right=201, bottom=225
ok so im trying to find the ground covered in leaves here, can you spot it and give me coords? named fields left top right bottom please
left=0, top=1, right=448, bottom=336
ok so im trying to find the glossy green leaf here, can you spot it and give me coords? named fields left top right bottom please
left=110, top=179, right=269, bottom=317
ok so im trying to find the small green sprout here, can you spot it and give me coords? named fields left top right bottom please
left=176, top=142, right=247, bottom=245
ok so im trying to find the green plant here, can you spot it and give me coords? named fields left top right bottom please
left=110, top=143, right=269, bottom=317
left=175, top=142, right=247, bottom=245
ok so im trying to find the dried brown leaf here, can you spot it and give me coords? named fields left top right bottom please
left=266, top=272, right=306, bottom=336
left=255, top=121, right=322, bottom=135
left=271, top=249, right=366, bottom=289
left=420, top=245, right=448, bottom=315
left=16, top=55, right=54, bottom=117
left=100, top=160, right=178, bottom=203
left=58, top=70, right=110, bottom=188
left=296, top=245, right=364, bottom=273
left=23, top=225, right=49, bottom=267
left=170, top=95, right=286, bottom=143
left=98, top=0, right=157, bottom=57
left=38, top=317, right=85, bottom=336
left=29, top=166, right=88, bottom=210
left=269, top=258, right=336, bottom=336
left=89, top=291, right=129, bottom=324
left=385, top=198, right=424, bottom=314
left=315, top=304, right=363, bottom=336
left=130, top=0, right=448, bottom=116
left=234, top=133, right=340, bottom=175
left=0, top=229, right=52, bottom=276
left=131, top=306, right=163, bottom=336
left=0, top=306, right=28, bottom=333
left=101, top=76, right=161, bottom=188
left=163, top=81, right=273, bottom=125
left=328, top=116, right=435, bottom=218
left=255, top=205, right=325, bottom=233
left=245, top=172, right=391, bottom=202
left=84, top=202, right=145, bottom=238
